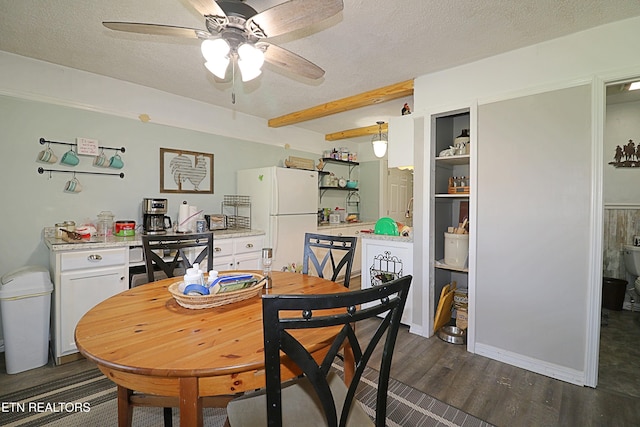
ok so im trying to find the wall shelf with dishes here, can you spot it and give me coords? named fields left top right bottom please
left=318, top=158, right=359, bottom=202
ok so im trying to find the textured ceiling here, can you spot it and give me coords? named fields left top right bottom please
left=1, top=0, right=640, bottom=139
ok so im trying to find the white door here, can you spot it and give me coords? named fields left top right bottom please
left=271, top=214, right=317, bottom=272
left=387, top=168, right=414, bottom=225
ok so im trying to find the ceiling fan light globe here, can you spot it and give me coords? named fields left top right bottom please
left=205, top=59, right=230, bottom=79
left=201, top=38, right=230, bottom=62
left=238, top=61, right=262, bottom=82
left=238, top=43, right=265, bottom=69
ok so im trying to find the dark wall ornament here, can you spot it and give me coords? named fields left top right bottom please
left=609, top=139, right=640, bottom=168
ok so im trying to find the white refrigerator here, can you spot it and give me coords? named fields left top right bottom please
left=237, top=167, right=318, bottom=272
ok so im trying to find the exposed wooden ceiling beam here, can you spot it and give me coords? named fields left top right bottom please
left=325, top=123, right=388, bottom=141
left=268, top=79, right=413, bottom=128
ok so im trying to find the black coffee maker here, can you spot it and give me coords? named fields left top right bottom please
left=142, top=198, right=172, bottom=234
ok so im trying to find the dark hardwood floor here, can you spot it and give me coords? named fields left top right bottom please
left=1, top=276, right=639, bottom=426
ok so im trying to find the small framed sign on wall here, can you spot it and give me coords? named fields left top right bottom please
left=160, top=148, right=214, bottom=194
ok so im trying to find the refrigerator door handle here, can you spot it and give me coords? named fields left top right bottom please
left=271, top=216, right=279, bottom=262
left=271, top=171, right=278, bottom=215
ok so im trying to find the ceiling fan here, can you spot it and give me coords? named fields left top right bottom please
left=103, top=0, right=343, bottom=86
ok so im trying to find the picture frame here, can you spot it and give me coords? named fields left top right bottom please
left=160, top=148, right=214, bottom=194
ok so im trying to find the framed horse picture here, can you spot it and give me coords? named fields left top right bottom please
left=160, top=148, right=214, bottom=194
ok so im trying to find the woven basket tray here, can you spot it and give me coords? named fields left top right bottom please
left=168, top=272, right=264, bottom=309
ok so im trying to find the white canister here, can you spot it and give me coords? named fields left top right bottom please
left=444, top=232, right=469, bottom=267
left=329, top=213, right=340, bottom=224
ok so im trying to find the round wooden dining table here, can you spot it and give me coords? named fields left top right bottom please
left=75, top=270, right=350, bottom=427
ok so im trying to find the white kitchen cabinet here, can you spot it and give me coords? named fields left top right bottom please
left=213, top=235, right=264, bottom=272
left=329, top=226, right=363, bottom=277
left=311, top=224, right=371, bottom=285
left=50, top=247, right=128, bottom=364
left=388, top=114, right=415, bottom=169
left=361, top=236, right=414, bottom=327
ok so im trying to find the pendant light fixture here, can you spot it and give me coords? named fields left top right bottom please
left=371, top=121, right=388, bottom=158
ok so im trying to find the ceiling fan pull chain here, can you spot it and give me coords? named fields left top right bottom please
left=232, top=57, right=236, bottom=104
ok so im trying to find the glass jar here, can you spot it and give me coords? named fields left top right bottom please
left=55, top=223, right=65, bottom=238
left=97, top=211, right=114, bottom=237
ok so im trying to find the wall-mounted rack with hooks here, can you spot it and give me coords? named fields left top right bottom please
left=39, top=137, right=125, bottom=153
left=37, top=167, right=125, bottom=178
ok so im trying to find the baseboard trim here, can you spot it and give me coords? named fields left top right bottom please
left=475, top=342, right=585, bottom=386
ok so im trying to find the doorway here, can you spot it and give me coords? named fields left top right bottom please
left=386, top=167, right=414, bottom=225
left=598, top=78, right=640, bottom=397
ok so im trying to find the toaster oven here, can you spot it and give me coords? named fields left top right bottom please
left=205, top=214, right=228, bottom=230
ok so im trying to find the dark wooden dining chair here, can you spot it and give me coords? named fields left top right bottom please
left=131, top=232, right=214, bottom=287
left=142, top=232, right=214, bottom=282
left=226, top=274, right=412, bottom=427
left=130, top=232, right=214, bottom=426
left=302, top=232, right=357, bottom=288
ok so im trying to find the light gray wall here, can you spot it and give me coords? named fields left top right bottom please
left=476, top=85, right=592, bottom=369
left=412, top=16, right=640, bottom=385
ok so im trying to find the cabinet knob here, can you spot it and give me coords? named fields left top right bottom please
left=336, top=232, right=343, bottom=236
left=87, top=254, right=102, bottom=262
left=215, top=247, right=222, bottom=252
left=246, top=243, right=253, bottom=248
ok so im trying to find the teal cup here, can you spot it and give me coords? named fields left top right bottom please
left=109, top=153, right=124, bottom=169
left=60, top=149, right=79, bottom=166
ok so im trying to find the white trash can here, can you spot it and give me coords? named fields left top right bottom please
left=0, top=266, right=53, bottom=374
left=444, top=233, right=469, bottom=268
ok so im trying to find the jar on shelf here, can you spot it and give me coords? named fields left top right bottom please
left=454, top=129, right=470, bottom=155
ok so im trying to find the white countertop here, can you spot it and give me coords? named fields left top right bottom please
left=44, top=228, right=266, bottom=252
left=317, top=221, right=376, bottom=231
left=361, top=233, right=413, bottom=243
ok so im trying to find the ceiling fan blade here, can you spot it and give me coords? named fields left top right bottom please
left=103, top=22, right=208, bottom=39
left=186, top=0, right=227, bottom=19
left=246, top=0, right=343, bottom=39
left=261, top=42, right=324, bottom=80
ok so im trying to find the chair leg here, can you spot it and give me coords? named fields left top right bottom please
left=163, top=407, right=173, bottom=427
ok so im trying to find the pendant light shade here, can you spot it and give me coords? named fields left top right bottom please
left=372, top=121, right=388, bottom=158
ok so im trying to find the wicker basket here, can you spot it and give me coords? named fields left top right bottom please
left=168, top=273, right=264, bottom=309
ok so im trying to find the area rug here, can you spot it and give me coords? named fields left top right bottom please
left=0, top=365, right=492, bottom=427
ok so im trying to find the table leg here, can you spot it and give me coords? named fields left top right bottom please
left=117, top=386, right=134, bottom=427
left=179, top=377, right=202, bottom=427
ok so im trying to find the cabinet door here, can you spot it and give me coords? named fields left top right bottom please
left=213, top=255, right=235, bottom=272
left=59, top=265, right=127, bottom=355
left=388, top=114, right=415, bottom=168
left=235, top=252, right=262, bottom=271
left=331, top=227, right=362, bottom=277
